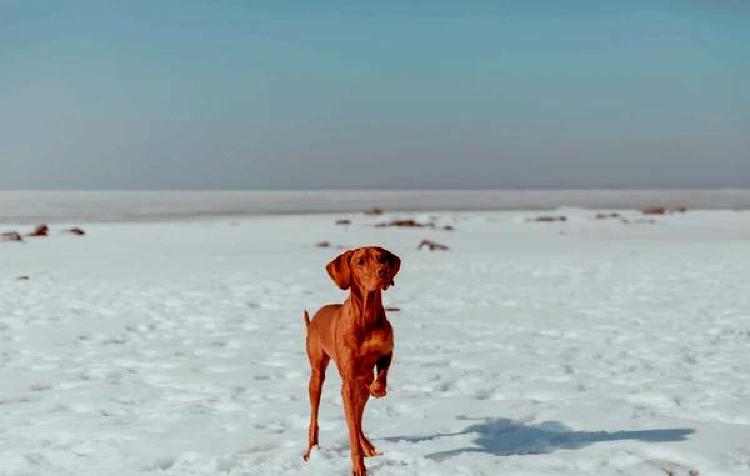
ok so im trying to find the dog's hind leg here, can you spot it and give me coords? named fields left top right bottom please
left=303, top=342, right=329, bottom=461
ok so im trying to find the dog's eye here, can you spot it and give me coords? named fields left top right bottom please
left=358, top=258, right=365, bottom=266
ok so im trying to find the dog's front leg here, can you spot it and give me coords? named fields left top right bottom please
left=341, top=374, right=367, bottom=475
left=355, top=373, right=380, bottom=457
left=370, top=353, right=391, bottom=398
left=367, top=321, right=393, bottom=399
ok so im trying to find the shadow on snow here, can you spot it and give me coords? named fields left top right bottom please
left=384, top=417, right=694, bottom=460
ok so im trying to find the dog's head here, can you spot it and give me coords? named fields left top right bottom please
left=326, top=246, right=401, bottom=293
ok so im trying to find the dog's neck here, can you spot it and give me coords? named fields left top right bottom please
left=346, top=286, right=384, bottom=330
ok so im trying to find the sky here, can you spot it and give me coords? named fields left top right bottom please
left=0, top=1, right=748, bottom=190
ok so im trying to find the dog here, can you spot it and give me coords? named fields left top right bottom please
left=303, top=246, right=401, bottom=476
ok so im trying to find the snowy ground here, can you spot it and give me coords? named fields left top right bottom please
left=1, top=209, right=749, bottom=475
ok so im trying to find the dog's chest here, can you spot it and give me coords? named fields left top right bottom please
left=357, top=325, right=393, bottom=364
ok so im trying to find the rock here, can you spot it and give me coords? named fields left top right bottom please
left=642, top=206, right=667, bottom=215
left=335, top=219, right=351, bottom=225
left=66, top=227, right=86, bottom=236
left=29, top=224, right=49, bottom=237
left=642, top=206, right=687, bottom=215
left=418, top=239, right=449, bottom=251
left=316, top=241, right=331, bottom=248
left=1, top=231, right=23, bottom=242
left=376, top=219, right=433, bottom=228
left=364, top=207, right=383, bottom=215
left=530, top=216, right=567, bottom=222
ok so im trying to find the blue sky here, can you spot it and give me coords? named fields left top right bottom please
left=0, top=1, right=748, bottom=189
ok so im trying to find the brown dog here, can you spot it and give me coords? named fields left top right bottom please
left=303, top=246, right=401, bottom=476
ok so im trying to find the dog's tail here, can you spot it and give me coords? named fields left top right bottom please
left=303, top=310, right=311, bottom=329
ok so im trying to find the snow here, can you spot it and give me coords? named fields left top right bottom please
left=1, top=209, right=749, bottom=475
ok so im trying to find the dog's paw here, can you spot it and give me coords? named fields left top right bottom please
left=369, top=381, right=387, bottom=398
left=360, top=435, right=381, bottom=457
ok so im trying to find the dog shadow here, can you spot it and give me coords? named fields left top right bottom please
left=384, top=417, right=694, bottom=460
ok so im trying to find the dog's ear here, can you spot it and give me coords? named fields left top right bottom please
left=387, top=252, right=401, bottom=285
left=326, top=250, right=354, bottom=290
